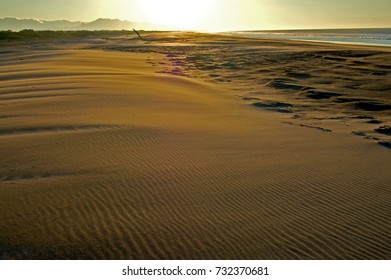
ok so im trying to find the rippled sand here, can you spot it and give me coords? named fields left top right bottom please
left=0, top=33, right=390, bottom=259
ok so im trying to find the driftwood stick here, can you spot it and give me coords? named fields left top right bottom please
left=132, top=28, right=143, bottom=40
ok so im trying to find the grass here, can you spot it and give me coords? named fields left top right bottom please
left=0, top=29, right=141, bottom=41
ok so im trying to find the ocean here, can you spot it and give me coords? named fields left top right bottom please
left=226, top=28, right=391, bottom=47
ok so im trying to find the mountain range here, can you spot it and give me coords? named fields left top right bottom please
left=0, top=17, right=169, bottom=31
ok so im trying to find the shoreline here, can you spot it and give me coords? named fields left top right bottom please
left=223, top=28, right=391, bottom=48
left=293, top=39, right=391, bottom=48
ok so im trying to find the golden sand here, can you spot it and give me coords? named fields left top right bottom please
left=0, top=33, right=390, bottom=259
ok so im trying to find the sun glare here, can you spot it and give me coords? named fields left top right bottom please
left=136, top=0, right=215, bottom=29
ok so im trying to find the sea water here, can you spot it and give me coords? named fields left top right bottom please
left=227, top=28, right=391, bottom=47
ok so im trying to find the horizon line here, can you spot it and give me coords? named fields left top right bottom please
left=1, top=16, right=390, bottom=33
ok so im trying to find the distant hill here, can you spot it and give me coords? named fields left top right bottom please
left=0, top=17, right=169, bottom=31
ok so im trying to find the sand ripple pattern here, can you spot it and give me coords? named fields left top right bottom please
left=0, top=47, right=390, bottom=260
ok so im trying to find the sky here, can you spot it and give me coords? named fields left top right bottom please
left=0, top=0, right=390, bottom=30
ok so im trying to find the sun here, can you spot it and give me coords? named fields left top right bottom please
left=136, top=0, right=215, bottom=29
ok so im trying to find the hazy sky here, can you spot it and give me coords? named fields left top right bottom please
left=1, top=0, right=390, bottom=30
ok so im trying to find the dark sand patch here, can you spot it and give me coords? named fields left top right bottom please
left=354, top=101, right=391, bottom=112
left=253, top=100, right=293, bottom=113
left=375, top=125, right=391, bottom=136
left=302, top=90, right=342, bottom=100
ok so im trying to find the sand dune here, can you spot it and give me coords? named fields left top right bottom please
left=109, top=32, right=391, bottom=147
left=0, top=34, right=390, bottom=259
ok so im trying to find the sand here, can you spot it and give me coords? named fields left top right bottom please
left=0, top=33, right=390, bottom=260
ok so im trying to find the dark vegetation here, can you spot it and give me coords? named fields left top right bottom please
left=0, top=29, right=139, bottom=41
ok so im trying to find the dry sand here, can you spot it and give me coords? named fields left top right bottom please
left=0, top=33, right=390, bottom=259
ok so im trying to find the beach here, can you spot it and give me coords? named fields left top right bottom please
left=0, top=32, right=390, bottom=259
